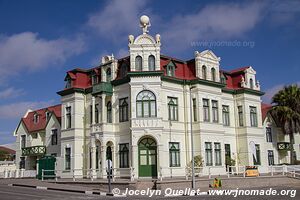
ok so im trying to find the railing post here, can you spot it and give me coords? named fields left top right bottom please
left=243, top=166, right=246, bottom=178
left=208, top=167, right=211, bottom=179
left=293, top=169, right=296, bottom=178
left=112, top=168, right=115, bottom=182
left=42, top=169, right=44, bottom=181
left=73, top=169, right=75, bottom=181
left=282, top=165, right=285, bottom=176
left=55, top=170, right=58, bottom=182
left=227, top=166, right=230, bottom=178
left=185, top=167, right=188, bottom=180
left=130, top=167, right=134, bottom=182
left=271, top=166, right=273, bottom=176
left=159, top=167, right=163, bottom=181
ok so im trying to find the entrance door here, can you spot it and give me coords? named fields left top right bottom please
left=138, top=137, right=157, bottom=177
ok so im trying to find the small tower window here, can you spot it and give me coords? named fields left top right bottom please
left=106, top=68, right=111, bottom=82
left=33, top=113, right=39, bottom=124
left=211, top=68, right=216, bottom=82
left=202, top=65, right=207, bottom=80
left=65, top=78, right=71, bottom=89
left=250, top=78, right=254, bottom=89
left=135, top=56, right=143, bottom=71
left=148, top=55, right=155, bottom=71
left=92, top=74, right=98, bottom=85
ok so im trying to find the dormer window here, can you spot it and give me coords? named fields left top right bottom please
left=249, top=78, right=254, bottom=89
left=33, top=113, right=39, bottom=124
left=148, top=55, right=155, bottom=71
left=135, top=56, right=142, bottom=71
left=120, top=63, right=127, bottom=78
left=166, top=62, right=175, bottom=77
left=65, top=78, right=72, bottom=89
left=202, top=65, right=207, bottom=80
left=106, top=68, right=111, bottom=82
left=91, top=73, right=98, bottom=85
left=211, top=68, right=216, bottom=82
left=46, top=111, right=51, bottom=121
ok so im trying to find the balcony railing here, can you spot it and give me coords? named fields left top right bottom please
left=22, top=146, right=46, bottom=156
left=277, top=142, right=292, bottom=151
left=131, top=118, right=163, bottom=128
left=92, top=82, right=112, bottom=95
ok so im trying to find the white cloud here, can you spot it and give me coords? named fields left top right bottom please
left=161, top=2, right=265, bottom=52
left=0, top=87, right=25, bottom=99
left=0, top=32, right=86, bottom=82
left=262, top=82, right=300, bottom=103
left=87, top=0, right=149, bottom=41
left=0, top=100, right=55, bottom=119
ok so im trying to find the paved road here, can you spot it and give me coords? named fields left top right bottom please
left=0, top=184, right=298, bottom=199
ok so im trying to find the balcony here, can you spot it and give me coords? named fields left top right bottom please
left=22, top=146, right=46, bottom=156
left=92, top=82, right=112, bottom=95
left=277, top=142, right=292, bottom=151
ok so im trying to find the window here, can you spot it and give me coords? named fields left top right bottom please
left=21, top=135, right=26, bottom=148
left=192, top=98, right=197, bottom=121
left=222, top=105, right=230, bottom=126
left=167, top=64, right=175, bottom=77
left=169, top=142, right=180, bottom=167
left=65, top=147, right=71, bottom=170
left=249, top=78, right=254, bottom=89
left=211, top=68, right=216, bottom=81
left=33, top=113, right=39, bottom=124
left=136, top=90, right=156, bottom=118
left=220, top=74, right=226, bottom=84
left=168, top=97, right=178, bottom=121
left=212, top=100, right=218, bottom=123
left=268, top=150, right=274, bottom=166
left=120, top=63, right=127, bottom=78
left=203, top=99, right=210, bottom=122
left=51, top=129, right=58, bottom=145
left=119, top=143, right=129, bottom=168
left=66, top=106, right=71, bottom=129
left=250, top=106, right=258, bottom=127
left=46, top=111, right=51, bottom=121
left=65, top=78, right=71, bottom=89
left=92, top=74, right=98, bottom=85
left=202, top=65, right=207, bottom=80
left=31, top=133, right=37, bottom=139
left=148, top=55, right=155, bottom=71
left=96, top=145, right=99, bottom=169
left=205, top=142, right=213, bottom=166
left=266, top=127, right=272, bottom=142
left=90, top=105, right=93, bottom=124
left=119, top=98, right=129, bottom=122
left=214, top=143, right=222, bottom=166
left=20, top=157, right=25, bottom=169
left=135, top=56, right=142, bottom=71
left=95, top=104, right=99, bottom=124
left=107, top=101, right=112, bottom=123
left=106, top=68, right=111, bottom=82
left=253, top=144, right=261, bottom=165
left=238, top=106, right=243, bottom=126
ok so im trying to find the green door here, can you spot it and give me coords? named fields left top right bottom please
left=138, top=138, right=157, bottom=177
left=37, top=156, right=56, bottom=180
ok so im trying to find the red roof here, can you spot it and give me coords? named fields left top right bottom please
left=22, top=104, right=61, bottom=133
left=261, top=103, right=272, bottom=121
left=61, top=55, right=251, bottom=91
left=0, top=146, right=15, bottom=154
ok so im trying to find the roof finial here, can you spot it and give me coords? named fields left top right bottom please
left=140, top=15, right=151, bottom=34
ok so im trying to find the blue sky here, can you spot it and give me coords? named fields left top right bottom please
left=0, top=0, right=299, bottom=145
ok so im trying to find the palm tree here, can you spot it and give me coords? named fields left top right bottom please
left=270, top=84, right=300, bottom=164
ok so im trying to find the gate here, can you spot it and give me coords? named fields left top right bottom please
left=37, top=156, right=56, bottom=180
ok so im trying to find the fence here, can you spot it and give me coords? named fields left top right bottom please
left=0, top=169, right=36, bottom=178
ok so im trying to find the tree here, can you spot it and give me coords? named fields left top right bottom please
left=270, top=84, right=300, bottom=164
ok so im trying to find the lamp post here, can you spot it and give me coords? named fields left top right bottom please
left=189, top=85, right=196, bottom=189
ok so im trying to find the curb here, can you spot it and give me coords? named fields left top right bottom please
left=8, top=183, right=125, bottom=197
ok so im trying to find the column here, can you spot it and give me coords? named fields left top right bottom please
left=131, top=144, right=138, bottom=179
left=91, top=137, right=96, bottom=178
left=92, top=96, right=95, bottom=124
left=101, top=145, right=107, bottom=179
left=101, top=94, right=106, bottom=123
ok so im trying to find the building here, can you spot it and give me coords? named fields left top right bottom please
left=14, top=16, right=299, bottom=179
left=14, top=105, right=61, bottom=170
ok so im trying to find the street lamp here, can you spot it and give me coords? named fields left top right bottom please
left=189, top=85, right=196, bottom=189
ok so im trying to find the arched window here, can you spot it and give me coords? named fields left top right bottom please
left=250, top=78, right=254, bottom=89
left=148, top=55, right=155, bottom=71
left=136, top=90, right=156, bottom=118
left=211, top=68, right=216, bottom=81
left=107, top=101, right=112, bottom=123
left=135, top=56, right=143, bottom=71
left=106, top=68, right=111, bottom=82
left=202, top=65, right=207, bottom=80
